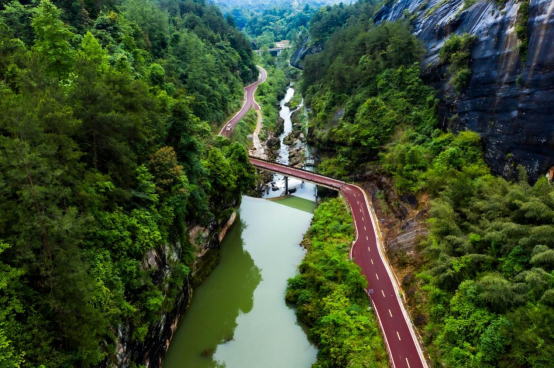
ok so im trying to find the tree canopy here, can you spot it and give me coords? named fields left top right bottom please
left=0, top=0, right=256, bottom=366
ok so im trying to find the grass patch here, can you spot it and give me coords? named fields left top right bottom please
left=439, top=33, right=477, bottom=93
left=515, top=0, right=530, bottom=63
left=231, top=109, right=258, bottom=147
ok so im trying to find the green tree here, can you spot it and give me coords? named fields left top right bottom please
left=31, top=0, right=75, bottom=78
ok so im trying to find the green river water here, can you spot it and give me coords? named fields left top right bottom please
left=163, top=196, right=318, bottom=367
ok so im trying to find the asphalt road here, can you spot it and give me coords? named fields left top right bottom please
left=219, top=66, right=268, bottom=138
left=249, top=157, right=426, bottom=368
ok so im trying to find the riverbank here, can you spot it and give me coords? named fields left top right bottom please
left=163, top=196, right=318, bottom=367
left=286, top=197, right=388, bottom=367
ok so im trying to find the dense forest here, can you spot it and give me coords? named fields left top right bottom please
left=0, top=0, right=258, bottom=366
left=237, top=4, right=314, bottom=49
left=216, top=0, right=340, bottom=47
left=299, top=0, right=554, bottom=366
left=2, top=0, right=553, bottom=366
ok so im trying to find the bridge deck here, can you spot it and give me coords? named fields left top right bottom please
left=250, top=157, right=344, bottom=190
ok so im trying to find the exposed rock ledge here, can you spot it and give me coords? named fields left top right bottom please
left=115, top=211, right=238, bottom=367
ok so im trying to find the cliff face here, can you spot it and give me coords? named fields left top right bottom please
left=114, top=216, right=234, bottom=367
left=290, top=37, right=324, bottom=69
left=373, top=0, right=554, bottom=181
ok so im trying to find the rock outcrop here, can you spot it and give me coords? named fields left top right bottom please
left=115, top=214, right=235, bottom=367
left=290, top=37, right=324, bottom=69
left=296, top=0, right=554, bottom=181
left=379, top=0, right=554, bottom=181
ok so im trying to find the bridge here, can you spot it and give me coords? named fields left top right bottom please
left=249, top=156, right=427, bottom=368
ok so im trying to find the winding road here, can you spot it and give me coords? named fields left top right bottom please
left=219, top=66, right=267, bottom=138
left=220, top=68, right=426, bottom=368
left=249, top=158, right=426, bottom=368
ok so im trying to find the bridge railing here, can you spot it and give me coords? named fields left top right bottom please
left=249, top=155, right=347, bottom=185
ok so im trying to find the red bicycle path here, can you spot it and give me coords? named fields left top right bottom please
left=219, top=66, right=268, bottom=138
left=248, top=158, right=426, bottom=368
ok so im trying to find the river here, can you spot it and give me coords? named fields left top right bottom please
left=163, top=89, right=318, bottom=368
left=265, top=86, right=316, bottom=200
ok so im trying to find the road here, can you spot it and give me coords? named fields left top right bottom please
left=249, top=157, right=426, bottom=368
left=219, top=66, right=268, bottom=138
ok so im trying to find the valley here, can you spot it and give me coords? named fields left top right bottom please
left=0, top=0, right=553, bottom=368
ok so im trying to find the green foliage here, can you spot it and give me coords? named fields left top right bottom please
left=287, top=198, right=387, bottom=368
left=0, top=241, right=24, bottom=367
left=224, top=1, right=317, bottom=49
left=31, top=0, right=75, bottom=78
left=231, top=108, right=258, bottom=147
left=515, top=0, right=530, bottom=62
left=381, top=125, right=554, bottom=366
left=309, top=0, right=378, bottom=43
left=423, top=0, right=448, bottom=17
left=301, top=17, right=433, bottom=175
left=256, top=65, right=288, bottom=132
left=439, top=33, right=477, bottom=93
left=417, top=173, right=554, bottom=366
left=0, top=0, right=257, bottom=365
left=299, top=0, right=554, bottom=366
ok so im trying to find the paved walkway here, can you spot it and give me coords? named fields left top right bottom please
left=219, top=67, right=267, bottom=138
left=220, top=67, right=427, bottom=368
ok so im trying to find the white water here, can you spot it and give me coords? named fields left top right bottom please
left=264, top=87, right=316, bottom=200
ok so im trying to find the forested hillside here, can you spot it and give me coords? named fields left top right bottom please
left=221, top=3, right=313, bottom=51
left=299, top=0, right=554, bottom=366
left=241, top=4, right=314, bottom=49
left=0, top=0, right=257, bottom=366
left=216, top=0, right=341, bottom=45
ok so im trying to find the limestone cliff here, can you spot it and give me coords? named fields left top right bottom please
left=373, top=0, right=554, bottom=181
left=115, top=215, right=235, bottom=367
left=298, top=0, right=554, bottom=180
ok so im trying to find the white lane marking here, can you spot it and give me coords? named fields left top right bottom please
left=366, top=236, right=368, bottom=241
left=362, top=217, right=364, bottom=221
left=389, top=309, right=393, bottom=317
left=367, top=246, right=370, bottom=252
left=371, top=259, right=374, bottom=265
left=375, top=274, right=379, bottom=280
left=397, top=331, right=401, bottom=341
left=406, top=358, right=410, bottom=368
left=381, top=290, right=385, bottom=297
left=364, top=226, right=367, bottom=231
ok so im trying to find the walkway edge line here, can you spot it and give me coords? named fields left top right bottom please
left=354, top=184, right=428, bottom=368
left=344, top=192, right=394, bottom=368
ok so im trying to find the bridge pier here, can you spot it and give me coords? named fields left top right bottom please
left=284, top=176, right=288, bottom=195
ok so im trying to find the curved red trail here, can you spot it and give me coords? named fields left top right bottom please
left=219, top=66, right=267, bottom=138
left=249, top=157, right=426, bottom=368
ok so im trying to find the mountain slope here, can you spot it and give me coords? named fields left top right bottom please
left=374, top=0, right=554, bottom=181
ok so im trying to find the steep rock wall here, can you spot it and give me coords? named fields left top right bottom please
left=294, top=0, right=554, bottom=180
left=290, top=37, right=324, bottom=69
left=374, top=0, right=554, bottom=181
left=115, top=215, right=235, bottom=367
